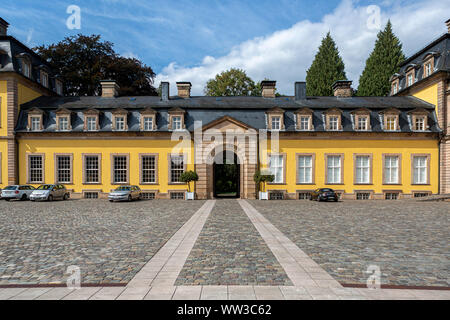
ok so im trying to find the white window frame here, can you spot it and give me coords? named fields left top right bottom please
left=87, top=117, right=97, bottom=131
left=385, top=116, right=397, bottom=131
left=143, top=117, right=154, bottom=131
left=327, top=155, right=342, bottom=184
left=58, top=116, right=69, bottom=131
left=268, top=154, right=284, bottom=184
left=384, top=155, right=399, bottom=184
left=31, top=116, right=41, bottom=131
left=413, top=156, right=428, bottom=185
left=299, top=116, right=310, bottom=131
left=172, top=116, right=182, bottom=131
left=415, top=117, right=425, bottom=131
left=329, top=116, right=339, bottom=131
left=297, top=155, right=313, bottom=184
left=115, top=116, right=126, bottom=131
left=271, top=116, right=281, bottom=131
left=407, top=73, right=414, bottom=86
left=357, top=116, right=368, bottom=131
left=355, top=155, right=370, bottom=184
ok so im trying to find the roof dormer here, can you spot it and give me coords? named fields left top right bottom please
left=351, top=108, right=372, bottom=131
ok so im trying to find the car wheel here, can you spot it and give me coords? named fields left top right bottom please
left=109, top=200, right=113, bottom=202
left=128, top=195, right=132, bottom=202
left=138, top=194, right=142, bottom=201
left=63, top=194, right=69, bottom=201
left=309, top=195, right=313, bottom=201
left=5, top=198, right=10, bottom=202
left=48, top=195, right=53, bottom=202
left=21, top=194, right=27, bottom=201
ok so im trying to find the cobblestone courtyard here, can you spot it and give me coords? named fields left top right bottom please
left=0, top=199, right=205, bottom=285
left=250, top=200, right=450, bottom=288
left=0, top=198, right=448, bottom=290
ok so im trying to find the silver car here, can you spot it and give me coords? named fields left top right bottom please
left=30, top=184, right=70, bottom=201
left=109, top=186, right=142, bottom=202
left=1, top=185, right=36, bottom=201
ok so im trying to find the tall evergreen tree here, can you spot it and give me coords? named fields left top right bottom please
left=306, top=32, right=347, bottom=96
left=357, top=21, right=405, bottom=96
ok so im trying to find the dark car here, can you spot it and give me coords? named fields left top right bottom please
left=310, top=188, right=339, bottom=202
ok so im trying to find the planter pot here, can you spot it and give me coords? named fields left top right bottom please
left=259, top=191, right=269, bottom=200
left=186, top=192, right=195, bottom=200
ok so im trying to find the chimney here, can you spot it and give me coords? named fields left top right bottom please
left=332, top=80, right=353, bottom=98
left=176, top=82, right=192, bottom=98
left=0, top=17, right=9, bottom=36
left=446, top=19, right=450, bottom=33
left=100, top=80, right=119, bottom=98
left=295, top=82, right=306, bottom=100
left=161, top=82, right=170, bottom=101
left=261, top=80, right=276, bottom=98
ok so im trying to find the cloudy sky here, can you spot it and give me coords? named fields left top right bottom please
left=1, top=0, right=449, bottom=95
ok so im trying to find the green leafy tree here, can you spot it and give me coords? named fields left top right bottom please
left=306, top=32, right=347, bottom=96
left=180, top=171, right=199, bottom=192
left=357, top=21, right=406, bottom=96
left=253, top=170, right=275, bottom=193
left=34, top=34, right=157, bottom=96
left=204, top=68, right=261, bottom=96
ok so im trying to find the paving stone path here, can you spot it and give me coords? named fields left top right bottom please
left=249, top=200, right=450, bottom=288
left=175, top=200, right=292, bottom=286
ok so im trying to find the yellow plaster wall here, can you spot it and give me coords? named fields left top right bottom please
left=262, top=139, right=439, bottom=195
left=412, top=83, right=438, bottom=116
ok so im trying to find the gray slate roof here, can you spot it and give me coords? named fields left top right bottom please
left=395, top=33, right=450, bottom=94
left=16, top=95, right=441, bottom=133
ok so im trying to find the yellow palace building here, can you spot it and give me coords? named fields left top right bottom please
left=0, top=17, right=448, bottom=200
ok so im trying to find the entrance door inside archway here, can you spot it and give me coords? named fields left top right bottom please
left=213, top=150, right=240, bottom=198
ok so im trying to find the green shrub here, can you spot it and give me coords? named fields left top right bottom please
left=180, top=171, right=199, bottom=192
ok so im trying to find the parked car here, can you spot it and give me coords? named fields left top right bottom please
left=30, top=184, right=70, bottom=201
left=310, top=188, right=339, bottom=202
left=1, top=185, right=36, bottom=201
left=109, top=186, right=142, bottom=202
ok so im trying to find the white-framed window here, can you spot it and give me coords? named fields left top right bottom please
left=115, top=116, right=125, bottom=131
left=357, top=116, right=368, bottom=131
left=29, top=155, right=43, bottom=183
left=31, top=116, right=41, bottom=131
left=269, top=155, right=284, bottom=184
left=84, top=155, right=100, bottom=183
left=143, top=117, right=154, bottom=131
left=327, top=155, right=341, bottom=184
left=172, top=116, right=182, bottom=131
left=415, top=117, right=425, bottom=131
left=42, top=72, right=48, bottom=88
left=58, top=117, right=69, bottom=131
left=22, top=60, right=31, bottom=78
left=113, top=155, right=128, bottom=184
left=86, top=117, right=97, bottom=131
left=425, top=63, right=432, bottom=77
left=355, top=156, right=370, bottom=184
left=407, top=73, right=414, bottom=86
left=392, top=83, right=398, bottom=94
left=170, top=155, right=184, bottom=183
left=299, top=116, right=310, bottom=131
left=297, top=155, right=312, bottom=184
left=384, top=156, right=399, bottom=184
left=141, top=155, right=156, bottom=183
left=56, top=155, right=71, bottom=183
left=413, top=156, right=428, bottom=184
left=385, top=116, right=397, bottom=131
left=329, top=116, right=339, bottom=131
left=271, top=116, right=281, bottom=130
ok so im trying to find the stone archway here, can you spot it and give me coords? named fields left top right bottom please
left=213, top=150, right=241, bottom=198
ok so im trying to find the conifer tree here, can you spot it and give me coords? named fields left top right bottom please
left=306, top=32, right=347, bottom=96
left=357, top=21, right=405, bottom=96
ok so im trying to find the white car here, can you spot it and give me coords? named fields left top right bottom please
left=1, top=185, right=36, bottom=201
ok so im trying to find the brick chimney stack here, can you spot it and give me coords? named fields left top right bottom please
left=446, top=19, right=450, bottom=33
left=0, top=17, right=9, bottom=36
left=176, top=82, right=192, bottom=98
left=332, top=80, right=353, bottom=98
left=261, top=80, right=276, bottom=98
left=100, top=80, right=119, bottom=98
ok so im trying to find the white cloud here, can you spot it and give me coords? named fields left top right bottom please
left=155, top=0, right=450, bottom=96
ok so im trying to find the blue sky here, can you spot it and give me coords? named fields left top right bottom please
left=1, top=0, right=449, bottom=94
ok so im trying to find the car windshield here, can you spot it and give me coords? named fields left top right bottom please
left=4, top=186, right=18, bottom=190
left=116, top=187, right=131, bottom=191
left=37, top=185, right=53, bottom=190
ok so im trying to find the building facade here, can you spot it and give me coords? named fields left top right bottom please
left=0, top=18, right=445, bottom=200
left=391, top=19, right=450, bottom=194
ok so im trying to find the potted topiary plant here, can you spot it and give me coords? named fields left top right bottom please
left=180, top=171, right=199, bottom=200
left=254, top=170, right=275, bottom=200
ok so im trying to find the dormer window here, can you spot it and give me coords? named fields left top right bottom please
left=172, top=116, right=182, bottom=130
left=58, top=117, right=69, bottom=131
left=357, top=116, right=368, bottom=131
left=407, top=73, right=414, bottom=87
left=386, top=116, right=397, bottom=131
left=352, top=108, right=371, bottom=132
left=168, top=108, right=186, bottom=131
left=115, top=116, right=125, bottom=131
left=27, top=108, right=44, bottom=132
left=83, top=109, right=100, bottom=132
left=424, top=63, right=432, bottom=77
left=140, top=107, right=157, bottom=131
left=392, top=82, right=398, bottom=95
left=31, top=117, right=41, bottom=131
left=23, top=60, right=31, bottom=78
left=266, top=107, right=285, bottom=131
left=422, top=54, right=436, bottom=78
left=409, top=108, right=429, bottom=132
left=329, top=116, right=339, bottom=131
left=87, top=117, right=97, bottom=131
left=271, top=116, right=281, bottom=131
left=295, top=108, right=314, bottom=131
left=41, top=71, right=49, bottom=88
left=143, top=117, right=154, bottom=131
left=55, top=80, right=63, bottom=95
